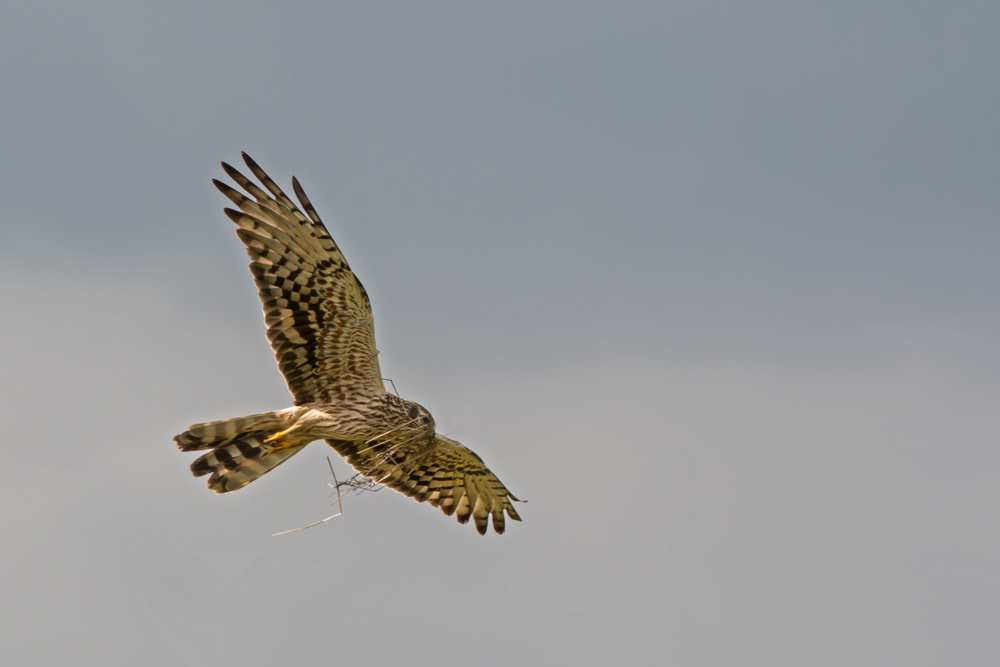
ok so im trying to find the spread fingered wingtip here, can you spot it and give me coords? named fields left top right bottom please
left=290, top=176, right=326, bottom=229
left=222, top=208, right=247, bottom=225
left=212, top=178, right=235, bottom=196
left=242, top=151, right=263, bottom=173
left=220, top=161, right=243, bottom=183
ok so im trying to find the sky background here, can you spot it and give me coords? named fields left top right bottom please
left=2, top=1, right=999, bottom=664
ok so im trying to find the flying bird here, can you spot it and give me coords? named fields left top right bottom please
left=174, top=153, right=521, bottom=535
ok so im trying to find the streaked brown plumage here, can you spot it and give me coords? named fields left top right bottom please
left=174, top=153, right=521, bottom=535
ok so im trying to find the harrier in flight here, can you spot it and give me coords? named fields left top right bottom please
left=174, top=154, right=521, bottom=535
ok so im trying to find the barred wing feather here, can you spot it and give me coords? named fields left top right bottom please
left=326, top=434, right=522, bottom=535
left=215, top=153, right=385, bottom=404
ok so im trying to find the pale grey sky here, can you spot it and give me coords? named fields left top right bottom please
left=2, top=2, right=998, bottom=665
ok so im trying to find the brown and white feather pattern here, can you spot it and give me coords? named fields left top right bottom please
left=327, top=434, right=522, bottom=535
left=191, top=437, right=307, bottom=494
left=174, top=153, right=521, bottom=535
left=215, top=154, right=384, bottom=403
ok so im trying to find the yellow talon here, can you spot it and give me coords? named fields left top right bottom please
left=264, top=426, right=297, bottom=448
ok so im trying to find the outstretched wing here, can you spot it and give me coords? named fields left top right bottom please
left=215, top=153, right=385, bottom=403
left=326, top=434, right=522, bottom=535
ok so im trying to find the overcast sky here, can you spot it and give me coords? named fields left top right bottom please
left=2, top=2, right=998, bottom=665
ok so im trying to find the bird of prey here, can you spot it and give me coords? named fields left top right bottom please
left=174, top=153, right=521, bottom=535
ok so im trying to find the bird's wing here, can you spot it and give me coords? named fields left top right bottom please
left=215, top=153, right=385, bottom=403
left=325, top=434, right=522, bottom=535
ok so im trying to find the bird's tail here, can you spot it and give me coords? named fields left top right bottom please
left=174, top=412, right=306, bottom=493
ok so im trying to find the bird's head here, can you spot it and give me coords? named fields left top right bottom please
left=406, top=401, right=436, bottom=434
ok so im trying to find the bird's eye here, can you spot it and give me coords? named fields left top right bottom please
left=408, top=406, right=420, bottom=420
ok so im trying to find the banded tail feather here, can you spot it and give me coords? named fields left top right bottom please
left=174, top=411, right=291, bottom=451
left=174, top=412, right=304, bottom=493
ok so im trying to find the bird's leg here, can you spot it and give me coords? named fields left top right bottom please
left=263, top=424, right=307, bottom=450
left=262, top=408, right=327, bottom=449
